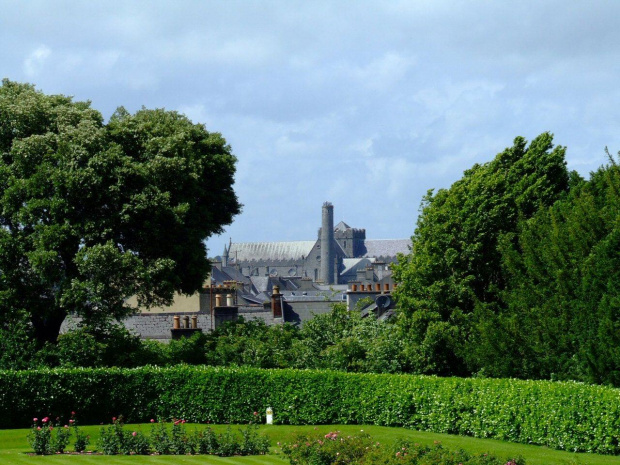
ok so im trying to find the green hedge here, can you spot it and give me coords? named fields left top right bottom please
left=1, top=366, right=619, bottom=454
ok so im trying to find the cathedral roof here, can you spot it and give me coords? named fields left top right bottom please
left=334, top=221, right=351, bottom=231
left=362, top=239, right=410, bottom=258
left=229, top=241, right=316, bottom=262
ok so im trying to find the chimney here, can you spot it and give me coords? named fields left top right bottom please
left=271, top=285, right=283, bottom=318
left=320, top=202, right=335, bottom=284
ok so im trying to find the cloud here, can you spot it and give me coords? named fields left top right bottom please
left=343, top=52, right=416, bottom=91
left=23, top=45, right=51, bottom=77
left=5, top=0, right=620, bottom=255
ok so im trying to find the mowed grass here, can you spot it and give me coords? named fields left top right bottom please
left=1, top=423, right=620, bottom=465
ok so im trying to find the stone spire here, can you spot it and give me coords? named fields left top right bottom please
left=222, top=240, right=230, bottom=267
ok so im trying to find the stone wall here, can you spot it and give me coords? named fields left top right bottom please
left=239, top=307, right=275, bottom=325
left=61, top=312, right=215, bottom=341
left=60, top=305, right=280, bottom=341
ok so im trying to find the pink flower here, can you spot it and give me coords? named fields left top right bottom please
left=150, top=419, right=155, bottom=423
left=64, top=425, right=69, bottom=428
left=69, top=419, right=75, bottom=424
left=33, top=417, right=38, bottom=422
left=37, top=427, right=41, bottom=431
left=112, top=417, right=116, bottom=422
left=132, top=432, right=137, bottom=437
left=71, top=411, right=76, bottom=416
left=253, top=411, right=258, bottom=416
left=42, top=417, right=49, bottom=423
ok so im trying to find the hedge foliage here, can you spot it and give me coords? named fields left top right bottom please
left=1, top=366, right=620, bottom=454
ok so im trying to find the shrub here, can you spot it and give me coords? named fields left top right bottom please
left=98, top=417, right=127, bottom=455
left=282, top=430, right=375, bottom=465
left=28, top=419, right=52, bottom=455
left=127, top=430, right=151, bottom=455
left=95, top=417, right=268, bottom=456
left=191, top=426, right=218, bottom=455
left=150, top=420, right=172, bottom=454
left=28, top=416, right=71, bottom=455
left=283, top=433, right=526, bottom=465
left=6, top=366, right=620, bottom=454
left=73, top=427, right=89, bottom=453
left=238, top=423, right=271, bottom=456
left=170, top=419, right=191, bottom=455
left=168, top=332, right=208, bottom=365
left=217, top=426, right=241, bottom=456
left=51, top=424, right=71, bottom=453
left=70, top=413, right=90, bottom=453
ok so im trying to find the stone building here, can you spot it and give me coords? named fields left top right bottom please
left=59, top=202, right=410, bottom=340
left=220, top=202, right=409, bottom=285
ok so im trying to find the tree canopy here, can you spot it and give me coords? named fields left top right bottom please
left=0, top=79, right=241, bottom=343
left=475, top=151, right=620, bottom=385
left=392, top=133, right=571, bottom=376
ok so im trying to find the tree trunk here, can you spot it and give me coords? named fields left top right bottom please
left=31, top=311, right=67, bottom=345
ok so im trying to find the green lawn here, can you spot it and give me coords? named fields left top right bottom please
left=2, top=423, right=619, bottom=465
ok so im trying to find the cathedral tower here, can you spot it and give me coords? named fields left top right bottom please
left=320, top=202, right=334, bottom=284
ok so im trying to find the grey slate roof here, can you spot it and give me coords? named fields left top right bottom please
left=238, top=293, right=265, bottom=305
left=250, top=276, right=271, bottom=294
left=210, top=267, right=229, bottom=285
left=229, top=241, right=316, bottom=262
left=221, top=267, right=251, bottom=284
left=362, top=239, right=410, bottom=258
left=334, top=221, right=351, bottom=231
left=341, top=258, right=374, bottom=276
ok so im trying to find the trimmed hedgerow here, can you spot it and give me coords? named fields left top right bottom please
left=1, top=366, right=620, bottom=454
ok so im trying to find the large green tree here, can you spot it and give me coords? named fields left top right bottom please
left=392, top=133, right=570, bottom=376
left=0, top=80, right=241, bottom=344
left=479, top=152, right=620, bottom=384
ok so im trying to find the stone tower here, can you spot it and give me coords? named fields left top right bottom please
left=320, top=202, right=334, bottom=284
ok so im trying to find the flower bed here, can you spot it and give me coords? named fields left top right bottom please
left=28, top=414, right=269, bottom=456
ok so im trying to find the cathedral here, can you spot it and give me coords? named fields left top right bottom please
left=220, top=202, right=410, bottom=285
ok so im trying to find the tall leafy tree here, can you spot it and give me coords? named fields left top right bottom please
left=483, top=153, right=620, bottom=384
left=0, top=80, right=241, bottom=344
left=392, top=133, right=570, bottom=376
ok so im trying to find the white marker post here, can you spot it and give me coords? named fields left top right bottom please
left=266, top=407, right=273, bottom=425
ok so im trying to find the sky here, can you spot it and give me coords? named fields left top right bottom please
left=2, top=1, right=620, bottom=257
